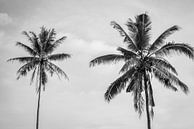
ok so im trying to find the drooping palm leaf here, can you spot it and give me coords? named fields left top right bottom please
left=41, top=68, right=48, bottom=91
left=126, top=72, right=139, bottom=92
left=133, top=89, right=144, bottom=117
left=152, top=66, right=189, bottom=93
left=148, top=57, right=178, bottom=75
left=47, top=61, right=69, bottom=80
left=152, top=67, right=178, bottom=92
left=17, top=60, right=39, bottom=79
left=130, top=72, right=144, bottom=116
left=7, top=57, right=39, bottom=63
left=105, top=67, right=136, bottom=101
left=147, top=79, right=155, bottom=107
left=119, top=58, right=138, bottom=73
left=89, top=54, right=125, bottom=67
left=117, top=47, right=138, bottom=58
left=16, top=42, right=37, bottom=56
left=154, top=42, right=194, bottom=59
left=30, top=67, right=37, bottom=85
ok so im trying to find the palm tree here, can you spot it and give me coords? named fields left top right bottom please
left=8, top=27, right=70, bottom=129
left=90, top=13, right=194, bottom=129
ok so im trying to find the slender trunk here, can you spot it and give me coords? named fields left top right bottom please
left=36, top=65, right=42, bottom=129
left=144, top=70, right=151, bottom=129
left=36, top=87, right=41, bottom=129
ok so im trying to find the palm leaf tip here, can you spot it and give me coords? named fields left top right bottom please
left=104, top=68, right=136, bottom=102
left=104, top=92, right=112, bottom=102
left=89, top=60, right=96, bottom=67
left=7, top=58, right=12, bottom=62
left=177, top=80, right=189, bottom=94
left=136, top=13, right=151, bottom=25
left=104, top=80, right=126, bottom=102
left=89, top=58, right=100, bottom=67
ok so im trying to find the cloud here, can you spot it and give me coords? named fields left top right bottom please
left=57, top=33, right=117, bottom=57
left=0, top=13, right=13, bottom=25
left=67, top=35, right=116, bottom=54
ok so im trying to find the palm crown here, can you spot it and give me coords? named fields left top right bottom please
left=90, top=13, right=194, bottom=129
left=8, top=27, right=70, bottom=91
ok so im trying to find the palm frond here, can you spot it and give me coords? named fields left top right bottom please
left=7, top=57, right=39, bottom=63
left=17, top=60, right=39, bottom=79
left=149, top=25, right=180, bottom=52
left=90, top=54, right=125, bottom=67
left=135, top=13, right=151, bottom=29
left=152, top=66, right=189, bottom=93
left=126, top=18, right=138, bottom=36
left=148, top=56, right=178, bottom=75
left=130, top=73, right=144, bottom=116
left=133, top=90, right=144, bottom=117
left=152, top=67, right=178, bottom=92
left=29, top=31, right=41, bottom=54
left=35, top=66, right=40, bottom=93
left=45, top=36, right=67, bottom=54
left=48, top=53, right=71, bottom=61
left=39, top=26, right=49, bottom=44
left=147, top=79, right=155, bottom=107
left=126, top=72, right=139, bottom=92
left=117, top=47, right=138, bottom=58
left=119, top=58, right=138, bottom=73
left=154, top=42, right=194, bottom=59
left=16, top=42, right=37, bottom=56
left=30, top=67, right=37, bottom=85
left=44, top=62, right=54, bottom=76
left=46, top=29, right=56, bottom=43
left=133, top=93, right=144, bottom=116
left=22, top=31, right=33, bottom=43
left=41, top=68, right=48, bottom=91
left=134, top=13, right=152, bottom=50
left=104, top=67, right=136, bottom=101
left=53, top=36, right=66, bottom=47
left=47, top=61, right=69, bottom=80
left=111, top=21, right=138, bottom=51
left=43, top=28, right=56, bottom=53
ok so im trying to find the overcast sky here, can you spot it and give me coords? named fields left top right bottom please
left=0, top=0, right=194, bottom=129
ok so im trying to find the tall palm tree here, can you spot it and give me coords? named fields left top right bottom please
left=90, top=13, right=194, bottom=129
left=8, top=27, right=70, bottom=129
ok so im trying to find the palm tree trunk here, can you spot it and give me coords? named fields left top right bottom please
left=36, top=86, right=41, bottom=129
left=144, top=70, right=151, bottom=129
left=36, top=65, right=42, bottom=129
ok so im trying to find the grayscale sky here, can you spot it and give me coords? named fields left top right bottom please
left=0, top=0, right=194, bottom=129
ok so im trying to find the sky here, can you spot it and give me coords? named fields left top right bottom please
left=0, top=0, right=194, bottom=129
